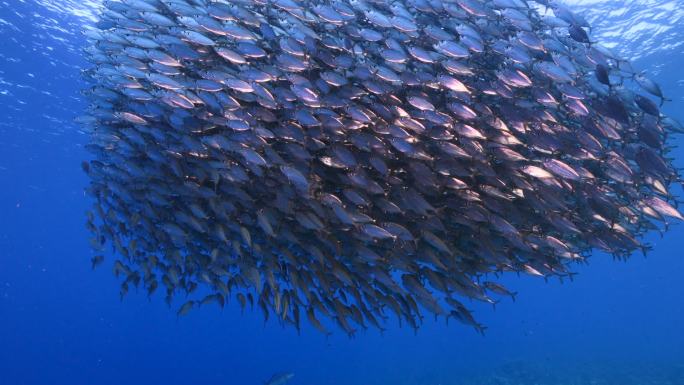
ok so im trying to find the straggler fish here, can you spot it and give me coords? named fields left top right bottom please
left=80, top=0, right=682, bottom=336
left=264, top=372, right=295, bottom=385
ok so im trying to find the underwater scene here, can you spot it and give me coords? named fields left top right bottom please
left=1, top=0, right=683, bottom=384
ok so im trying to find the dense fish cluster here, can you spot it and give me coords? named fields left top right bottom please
left=81, top=0, right=683, bottom=335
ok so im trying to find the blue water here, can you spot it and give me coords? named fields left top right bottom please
left=1, top=1, right=683, bottom=385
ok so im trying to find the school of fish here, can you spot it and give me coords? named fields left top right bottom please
left=80, top=0, right=684, bottom=335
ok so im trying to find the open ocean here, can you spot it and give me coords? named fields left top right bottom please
left=1, top=1, right=683, bottom=384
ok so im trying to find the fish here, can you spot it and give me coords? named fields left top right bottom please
left=635, top=72, right=671, bottom=106
left=177, top=300, right=196, bottom=317
left=264, top=373, right=294, bottom=385
left=90, top=255, right=104, bottom=269
left=80, top=0, right=682, bottom=336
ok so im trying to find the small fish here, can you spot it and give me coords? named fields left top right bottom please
left=91, top=255, right=104, bottom=269
left=264, top=372, right=294, bottom=385
left=635, top=72, right=671, bottom=105
left=177, top=300, right=196, bottom=317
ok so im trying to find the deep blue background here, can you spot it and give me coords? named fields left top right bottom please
left=1, top=1, right=683, bottom=384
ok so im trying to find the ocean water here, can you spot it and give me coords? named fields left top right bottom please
left=1, top=1, right=683, bottom=385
